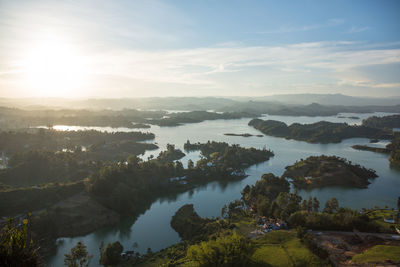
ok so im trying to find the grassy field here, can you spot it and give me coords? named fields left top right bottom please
left=133, top=230, right=330, bottom=267
left=232, top=215, right=255, bottom=236
left=352, top=245, right=400, bottom=264
left=249, top=230, right=330, bottom=267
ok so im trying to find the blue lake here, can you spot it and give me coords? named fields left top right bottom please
left=46, top=113, right=400, bottom=266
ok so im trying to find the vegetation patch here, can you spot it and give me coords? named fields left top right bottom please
left=250, top=231, right=330, bottom=267
left=352, top=245, right=400, bottom=264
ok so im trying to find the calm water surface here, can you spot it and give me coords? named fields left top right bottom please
left=46, top=113, right=400, bottom=266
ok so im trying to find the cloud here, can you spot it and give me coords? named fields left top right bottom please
left=2, top=39, right=400, bottom=97
left=346, top=26, right=371, bottom=34
left=252, top=18, right=344, bottom=34
left=66, top=41, right=400, bottom=96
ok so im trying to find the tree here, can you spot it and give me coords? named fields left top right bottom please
left=187, top=159, right=194, bottom=169
left=221, top=204, right=228, bottom=218
left=256, top=196, right=270, bottom=216
left=271, top=202, right=280, bottom=218
left=312, top=197, right=320, bottom=212
left=300, top=200, right=308, bottom=211
left=323, top=198, right=339, bottom=214
left=166, top=143, right=175, bottom=151
left=397, top=196, right=400, bottom=223
left=175, top=161, right=184, bottom=175
left=397, top=196, right=400, bottom=211
left=228, top=200, right=244, bottom=218
left=241, top=185, right=251, bottom=202
left=307, top=196, right=313, bottom=213
left=187, top=232, right=251, bottom=267
left=64, top=241, right=92, bottom=267
left=99, top=241, right=123, bottom=266
left=127, top=155, right=141, bottom=168
left=276, top=192, right=289, bottom=210
left=0, top=216, right=41, bottom=267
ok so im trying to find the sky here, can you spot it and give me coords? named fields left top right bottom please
left=0, top=0, right=399, bottom=98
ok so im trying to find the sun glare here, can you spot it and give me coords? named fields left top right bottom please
left=21, top=38, right=87, bottom=97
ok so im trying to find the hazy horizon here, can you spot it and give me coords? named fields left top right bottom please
left=1, top=0, right=399, bottom=99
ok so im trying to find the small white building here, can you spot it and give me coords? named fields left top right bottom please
left=0, top=151, right=8, bottom=170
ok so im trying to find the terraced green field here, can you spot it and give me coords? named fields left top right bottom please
left=250, top=231, right=330, bottom=267
left=352, top=245, right=400, bottom=264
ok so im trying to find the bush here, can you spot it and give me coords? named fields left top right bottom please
left=0, top=217, right=42, bottom=267
left=187, top=232, right=251, bottom=267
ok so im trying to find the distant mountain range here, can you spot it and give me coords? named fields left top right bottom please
left=0, top=94, right=399, bottom=110
left=234, top=94, right=400, bottom=106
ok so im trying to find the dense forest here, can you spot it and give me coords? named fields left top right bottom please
left=0, top=128, right=157, bottom=161
left=362, top=114, right=400, bottom=129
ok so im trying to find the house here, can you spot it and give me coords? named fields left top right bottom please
left=121, top=250, right=137, bottom=260
left=305, top=176, right=313, bottom=184
left=231, top=170, right=245, bottom=176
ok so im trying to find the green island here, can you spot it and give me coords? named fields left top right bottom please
left=248, top=118, right=392, bottom=143
left=147, top=110, right=256, bottom=127
left=338, top=115, right=360, bottom=119
left=183, top=140, right=273, bottom=170
left=224, top=133, right=263, bottom=137
left=282, top=155, right=378, bottom=189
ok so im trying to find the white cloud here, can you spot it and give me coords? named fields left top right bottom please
left=346, top=26, right=372, bottom=34
left=252, top=18, right=344, bottom=34
left=1, top=27, right=400, bottom=97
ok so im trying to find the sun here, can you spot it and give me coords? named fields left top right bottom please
left=21, top=38, right=87, bottom=97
